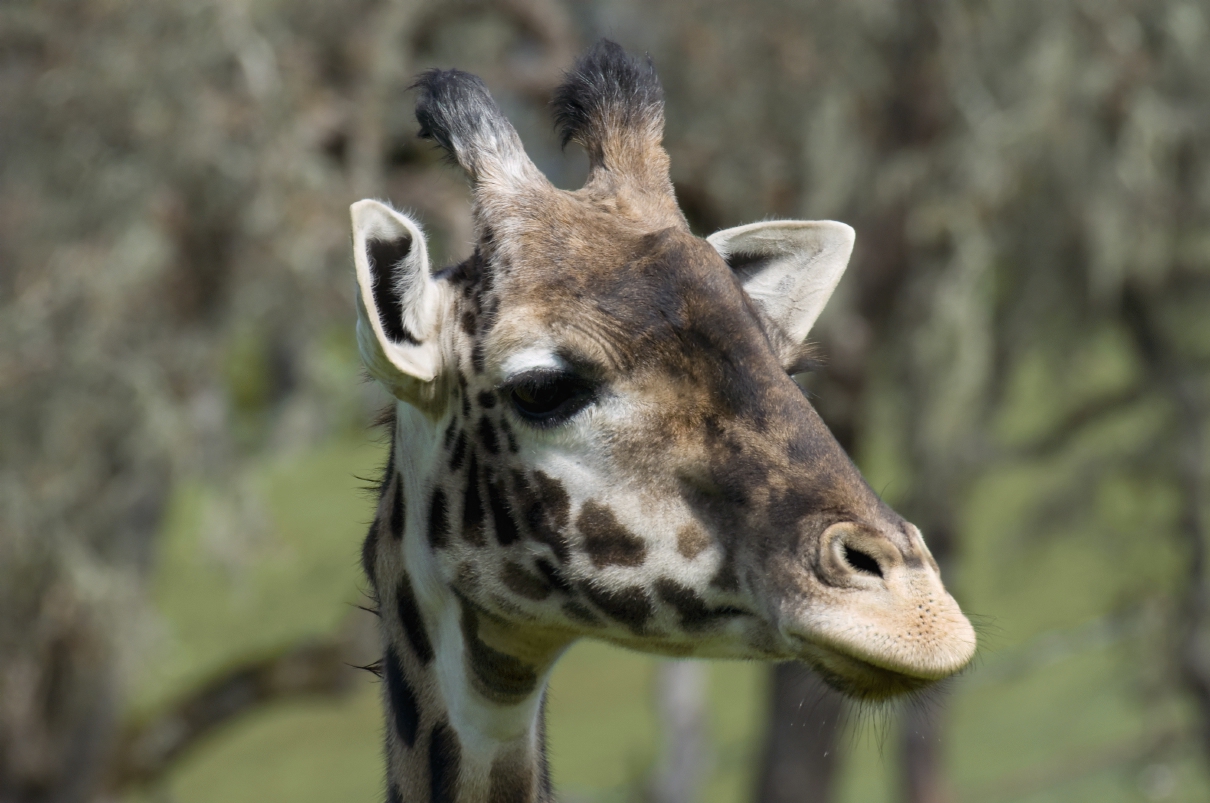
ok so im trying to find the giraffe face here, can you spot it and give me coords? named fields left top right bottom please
left=351, top=50, right=975, bottom=701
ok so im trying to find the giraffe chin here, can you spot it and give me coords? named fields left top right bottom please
left=795, top=642, right=941, bottom=702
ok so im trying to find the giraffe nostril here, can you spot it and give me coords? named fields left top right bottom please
left=843, top=544, right=883, bottom=578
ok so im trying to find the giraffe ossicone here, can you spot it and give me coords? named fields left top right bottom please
left=351, top=39, right=976, bottom=803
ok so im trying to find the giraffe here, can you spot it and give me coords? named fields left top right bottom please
left=351, top=40, right=976, bottom=803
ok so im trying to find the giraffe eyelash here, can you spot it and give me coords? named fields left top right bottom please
left=785, top=345, right=824, bottom=377
left=502, top=369, right=598, bottom=428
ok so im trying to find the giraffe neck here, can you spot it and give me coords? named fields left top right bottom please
left=370, top=405, right=558, bottom=803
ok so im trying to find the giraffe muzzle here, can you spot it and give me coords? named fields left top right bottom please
left=782, top=521, right=977, bottom=699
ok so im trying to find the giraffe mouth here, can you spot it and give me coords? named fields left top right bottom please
left=789, top=635, right=952, bottom=701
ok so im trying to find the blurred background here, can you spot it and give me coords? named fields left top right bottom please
left=3, top=1, right=1210, bottom=802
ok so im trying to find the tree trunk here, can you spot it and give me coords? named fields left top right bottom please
left=900, top=700, right=951, bottom=803
left=755, top=665, right=846, bottom=803
left=650, top=661, right=708, bottom=803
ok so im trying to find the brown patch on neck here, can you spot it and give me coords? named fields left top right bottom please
left=381, top=600, right=454, bottom=803
left=428, top=720, right=462, bottom=803
left=488, top=745, right=538, bottom=803
left=377, top=581, right=562, bottom=803
left=501, top=560, right=554, bottom=601
left=459, top=599, right=566, bottom=705
left=676, top=522, right=710, bottom=559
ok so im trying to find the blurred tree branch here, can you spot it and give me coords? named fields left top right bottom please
left=103, top=611, right=378, bottom=795
left=1001, top=383, right=1149, bottom=463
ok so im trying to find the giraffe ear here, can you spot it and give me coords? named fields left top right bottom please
left=708, top=220, right=855, bottom=343
left=351, top=200, right=447, bottom=397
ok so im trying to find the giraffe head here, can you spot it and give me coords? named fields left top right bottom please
left=352, top=41, right=975, bottom=701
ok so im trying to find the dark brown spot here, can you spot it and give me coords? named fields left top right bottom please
left=383, top=645, right=419, bottom=748
left=577, top=501, right=646, bottom=568
left=487, top=475, right=520, bottom=546
left=361, top=519, right=379, bottom=588
left=515, top=471, right=571, bottom=563
left=429, top=721, right=462, bottom=803
left=428, top=488, right=449, bottom=549
left=489, top=750, right=534, bottom=803
left=580, top=582, right=652, bottom=634
left=397, top=573, right=435, bottom=664
left=676, top=522, right=710, bottom=559
left=563, top=600, right=602, bottom=626
left=449, top=430, right=468, bottom=472
left=478, top=416, right=500, bottom=454
left=534, top=557, right=572, bottom=594
left=462, top=454, right=486, bottom=546
left=710, top=560, right=740, bottom=592
left=488, top=593, right=526, bottom=618
left=502, top=560, right=552, bottom=601
left=533, top=472, right=570, bottom=528
left=472, top=340, right=486, bottom=373
left=460, top=602, right=540, bottom=702
left=461, top=309, right=477, bottom=335
left=500, top=417, right=518, bottom=453
left=477, top=391, right=497, bottom=409
left=654, top=578, right=748, bottom=631
left=389, top=479, right=406, bottom=540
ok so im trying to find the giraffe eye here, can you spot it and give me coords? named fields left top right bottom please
left=505, top=370, right=596, bottom=427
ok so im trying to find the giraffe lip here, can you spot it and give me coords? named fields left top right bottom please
left=787, top=634, right=948, bottom=701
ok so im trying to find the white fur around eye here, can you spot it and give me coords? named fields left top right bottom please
left=501, top=348, right=567, bottom=381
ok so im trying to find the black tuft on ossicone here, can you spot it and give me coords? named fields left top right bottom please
left=413, top=70, right=490, bottom=152
left=551, top=39, right=664, bottom=150
left=411, top=68, right=525, bottom=179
